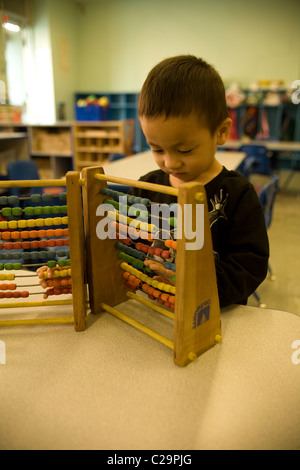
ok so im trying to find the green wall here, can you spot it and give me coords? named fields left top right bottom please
left=29, top=0, right=300, bottom=120
left=75, top=0, right=300, bottom=91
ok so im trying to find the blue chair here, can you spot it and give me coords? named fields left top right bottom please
left=109, top=153, right=126, bottom=162
left=238, top=145, right=272, bottom=178
left=253, top=174, right=279, bottom=307
left=7, top=160, right=42, bottom=197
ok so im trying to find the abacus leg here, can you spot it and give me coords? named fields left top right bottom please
left=66, top=172, right=88, bottom=331
left=174, top=182, right=221, bottom=366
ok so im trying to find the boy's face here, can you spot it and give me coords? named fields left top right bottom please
left=140, top=112, right=231, bottom=186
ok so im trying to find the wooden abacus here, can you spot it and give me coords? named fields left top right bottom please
left=0, top=173, right=87, bottom=331
left=82, top=166, right=221, bottom=367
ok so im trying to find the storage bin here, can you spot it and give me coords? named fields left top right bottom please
left=75, top=106, right=110, bottom=121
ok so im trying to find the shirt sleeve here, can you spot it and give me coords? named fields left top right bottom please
left=213, top=183, right=269, bottom=307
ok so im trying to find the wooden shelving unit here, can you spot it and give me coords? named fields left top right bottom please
left=73, top=120, right=134, bottom=170
left=0, top=124, right=29, bottom=177
left=28, top=123, right=73, bottom=179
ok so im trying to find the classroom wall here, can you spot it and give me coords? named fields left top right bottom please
left=47, top=0, right=79, bottom=120
left=28, top=0, right=300, bottom=120
left=75, top=0, right=300, bottom=92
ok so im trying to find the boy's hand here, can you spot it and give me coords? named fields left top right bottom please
left=144, top=259, right=175, bottom=286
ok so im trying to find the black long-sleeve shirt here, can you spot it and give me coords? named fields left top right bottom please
left=128, top=167, right=269, bottom=308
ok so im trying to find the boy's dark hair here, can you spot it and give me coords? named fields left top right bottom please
left=138, top=55, right=229, bottom=135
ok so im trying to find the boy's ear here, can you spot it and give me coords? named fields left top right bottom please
left=216, top=118, right=232, bottom=145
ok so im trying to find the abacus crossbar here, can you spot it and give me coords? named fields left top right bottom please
left=95, top=173, right=179, bottom=196
left=100, top=302, right=174, bottom=350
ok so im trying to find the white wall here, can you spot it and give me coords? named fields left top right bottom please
left=26, top=0, right=56, bottom=123
left=75, top=0, right=300, bottom=92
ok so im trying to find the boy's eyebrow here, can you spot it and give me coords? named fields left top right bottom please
left=148, top=140, right=197, bottom=147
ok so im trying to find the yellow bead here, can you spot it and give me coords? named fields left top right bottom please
left=8, top=221, right=18, bottom=229
left=18, top=220, right=27, bottom=228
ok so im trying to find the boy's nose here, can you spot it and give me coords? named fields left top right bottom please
left=164, top=153, right=182, bottom=170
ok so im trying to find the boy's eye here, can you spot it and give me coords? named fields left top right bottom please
left=178, top=149, right=193, bottom=154
left=151, top=148, right=163, bottom=154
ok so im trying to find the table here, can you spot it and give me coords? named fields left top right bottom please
left=101, top=150, right=245, bottom=179
left=222, top=139, right=300, bottom=152
left=0, top=297, right=299, bottom=450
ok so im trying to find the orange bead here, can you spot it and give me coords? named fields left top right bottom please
left=38, top=230, right=47, bottom=238
left=46, top=230, right=55, bottom=237
left=2, top=232, right=11, bottom=240
left=4, top=243, right=13, bottom=251
left=20, top=231, right=29, bottom=239
left=11, top=232, right=20, bottom=240
left=29, top=231, right=38, bottom=239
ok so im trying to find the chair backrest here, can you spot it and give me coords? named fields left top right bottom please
left=7, top=160, right=42, bottom=197
left=239, top=144, right=272, bottom=178
left=258, top=174, right=279, bottom=229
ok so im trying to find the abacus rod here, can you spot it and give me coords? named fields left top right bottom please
left=100, top=302, right=174, bottom=350
left=0, top=179, right=67, bottom=188
left=0, top=317, right=74, bottom=327
left=95, top=173, right=179, bottom=197
left=0, top=299, right=73, bottom=308
left=127, top=291, right=175, bottom=320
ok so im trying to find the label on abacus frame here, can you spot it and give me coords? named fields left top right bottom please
left=96, top=198, right=204, bottom=251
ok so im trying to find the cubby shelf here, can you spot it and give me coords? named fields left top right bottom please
left=73, top=120, right=135, bottom=170
left=74, top=92, right=148, bottom=153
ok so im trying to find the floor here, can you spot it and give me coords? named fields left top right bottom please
left=247, top=170, right=300, bottom=316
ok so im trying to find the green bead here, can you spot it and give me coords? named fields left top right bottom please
left=4, top=254, right=12, bottom=260
left=52, top=206, right=61, bottom=214
left=5, top=263, right=14, bottom=270
left=59, top=192, right=67, bottom=202
left=43, top=206, right=52, bottom=215
left=8, top=196, right=18, bottom=205
left=31, top=194, right=42, bottom=203
left=169, top=217, right=177, bottom=227
left=2, top=208, right=12, bottom=217
left=25, top=207, right=34, bottom=216
left=12, top=207, right=22, bottom=217
left=13, top=263, right=22, bottom=270
left=42, top=194, right=53, bottom=203
left=0, top=264, right=3, bottom=270
left=34, top=206, right=43, bottom=215
left=58, top=260, right=67, bottom=267
left=47, top=260, right=56, bottom=268
left=0, top=197, right=8, bottom=205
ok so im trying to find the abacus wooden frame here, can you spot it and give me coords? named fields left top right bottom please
left=0, top=174, right=87, bottom=331
left=82, top=166, right=221, bottom=367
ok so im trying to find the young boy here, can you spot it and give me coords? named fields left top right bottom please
left=129, top=55, right=269, bottom=308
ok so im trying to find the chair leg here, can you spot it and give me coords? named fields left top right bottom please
left=268, top=264, right=276, bottom=281
left=252, top=290, right=267, bottom=308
